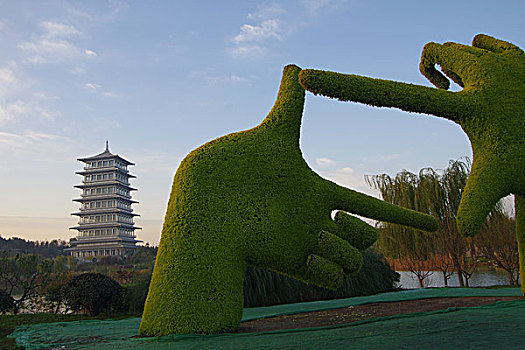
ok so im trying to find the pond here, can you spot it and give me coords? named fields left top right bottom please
left=396, top=267, right=517, bottom=289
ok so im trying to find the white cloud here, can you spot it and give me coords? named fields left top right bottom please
left=102, top=91, right=119, bottom=98
left=233, top=19, right=283, bottom=43
left=229, top=3, right=288, bottom=60
left=0, top=65, right=18, bottom=96
left=228, top=1, right=344, bottom=60
left=227, top=44, right=267, bottom=60
left=85, top=83, right=120, bottom=99
left=85, top=83, right=101, bottom=90
left=189, top=68, right=252, bottom=85
left=0, top=98, right=60, bottom=126
left=300, top=0, right=344, bottom=16
left=40, top=21, right=80, bottom=38
left=18, top=21, right=94, bottom=64
left=19, top=38, right=81, bottom=64
left=247, top=3, right=286, bottom=20
left=316, top=157, right=335, bottom=167
left=0, top=130, right=64, bottom=152
left=337, top=167, right=355, bottom=174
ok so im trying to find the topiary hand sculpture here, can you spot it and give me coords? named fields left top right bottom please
left=298, top=34, right=525, bottom=293
left=139, top=65, right=438, bottom=336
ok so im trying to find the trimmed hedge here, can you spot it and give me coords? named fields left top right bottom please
left=244, top=249, right=399, bottom=307
left=139, top=65, right=437, bottom=336
left=299, top=34, right=525, bottom=294
left=119, top=250, right=397, bottom=315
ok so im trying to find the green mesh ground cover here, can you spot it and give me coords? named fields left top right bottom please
left=10, top=288, right=523, bottom=349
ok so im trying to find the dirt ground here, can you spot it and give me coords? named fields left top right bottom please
left=235, top=296, right=523, bottom=333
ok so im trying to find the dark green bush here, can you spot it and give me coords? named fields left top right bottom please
left=122, top=270, right=152, bottom=315
left=63, top=273, right=123, bottom=316
left=244, top=249, right=398, bottom=307
left=118, top=252, right=397, bottom=315
left=0, top=289, right=14, bottom=314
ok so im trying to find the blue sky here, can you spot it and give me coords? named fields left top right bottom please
left=0, top=0, right=523, bottom=245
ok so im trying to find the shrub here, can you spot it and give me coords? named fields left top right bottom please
left=244, top=249, right=399, bottom=307
left=0, top=289, right=14, bottom=314
left=63, top=273, right=123, bottom=316
left=122, top=270, right=152, bottom=315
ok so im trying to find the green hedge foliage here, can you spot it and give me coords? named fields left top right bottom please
left=139, top=65, right=437, bottom=336
left=244, top=249, right=399, bottom=307
left=122, top=270, right=152, bottom=315
left=299, top=34, right=525, bottom=294
left=63, top=273, right=123, bottom=316
left=120, top=250, right=397, bottom=315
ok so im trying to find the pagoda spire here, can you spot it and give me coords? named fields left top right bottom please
left=105, top=140, right=109, bottom=152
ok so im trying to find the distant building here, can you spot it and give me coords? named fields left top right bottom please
left=66, top=142, right=141, bottom=258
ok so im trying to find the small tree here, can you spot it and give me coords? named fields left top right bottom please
left=63, top=273, right=123, bottom=316
left=475, top=210, right=519, bottom=285
left=37, top=255, right=77, bottom=313
left=0, top=253, right=54, bottom=313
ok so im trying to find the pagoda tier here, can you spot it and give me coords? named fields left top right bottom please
left=66, top=142, right=141, bottom=259
left=73, top=195, right=139, bottom=204
left=73, top=182, right=137, bottom=191
left=70, top=223, right=141, bottom=230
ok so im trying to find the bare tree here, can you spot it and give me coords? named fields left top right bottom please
left=0, top=253, right=53, bottom=314
left=475, top=210, right=519, bottom=285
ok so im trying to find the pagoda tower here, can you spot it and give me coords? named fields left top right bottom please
left=67, top=142, right=141, bottom=258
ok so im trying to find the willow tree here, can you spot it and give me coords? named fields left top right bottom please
left=366, top=170, right=435, bottom=287
left=367, top=159, right=474, bottom=287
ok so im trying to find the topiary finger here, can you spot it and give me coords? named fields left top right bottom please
left=456, top=160, right=509, bottom=237
left=443, top=42, right=486, bottom=57
left=420, top=42, right=484, bottom=89
left=334, top=211, right=379, bottom=250
left=305, top=254, right=344, bottom=290
left=472, top=34, right=522, bottom=54
left=314, top=230, right=363, bottom=274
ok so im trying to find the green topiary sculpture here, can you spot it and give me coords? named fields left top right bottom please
left=298, top=34, right=525, bottom=294
left=139, top=65, right=438, bottom=336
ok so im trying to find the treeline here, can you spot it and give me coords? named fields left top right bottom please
left=0, top=247, right=398, bottom=316
left=0, top=236, right=68, bottom=258
left=369, top=158, right=518, bottom=288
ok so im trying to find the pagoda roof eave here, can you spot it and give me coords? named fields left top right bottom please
left=77, top=151, right=134, bottom=165
left=70, top=224, right=141, bottom=230
left=73, top=196, right=138, bottom=203
left=76, top=169, right=136, bottom=178
left=71, top=210, right=140, bottom=217
left=74, top=182, right=137, bottom=190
